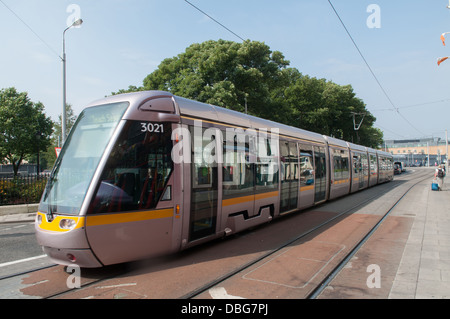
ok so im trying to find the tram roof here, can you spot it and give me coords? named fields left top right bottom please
left=87, top=90, right=386, bottom=148
left=173, top=95, right=326, bottom=144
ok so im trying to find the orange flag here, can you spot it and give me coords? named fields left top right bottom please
left=438, top=57, right=449, bottom=66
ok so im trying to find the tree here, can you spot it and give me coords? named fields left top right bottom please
left=278, top=75, right=382, bottom=147
left=53, top=103, right=78, bottom=147
left=114, top=40, right=383, bottom=148
left=124, top=40, right=290, bottom=119
left=0, top=87, right=53, bottom=176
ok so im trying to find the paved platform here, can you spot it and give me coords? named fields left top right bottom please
left=318, top=170, right=450, bottom=299
left=389, top=175, right=450, bottom=298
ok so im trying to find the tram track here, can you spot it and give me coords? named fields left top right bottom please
left=2, top=169, right=432, bottom=299
left=0, top=261, right=125, bottom=299
left=0, top=263, right=57, bottom=282
left=42, top=264, right=130, bottom=299
left=183, top=169, right=432, bottom=299
left=306, top=170, right=431, bottom=299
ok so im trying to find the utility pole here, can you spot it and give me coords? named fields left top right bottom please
left=351, top=112, right=365, bottom=144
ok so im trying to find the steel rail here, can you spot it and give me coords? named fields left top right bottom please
left=306, top=172, right=430, bottom=299
left=183, top=169, right=431, bottom=299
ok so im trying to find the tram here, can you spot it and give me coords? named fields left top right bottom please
left=35, top=91, right=393, bottom=267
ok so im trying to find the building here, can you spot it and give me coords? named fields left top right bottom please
left=384, top=138, right=449, bottom=166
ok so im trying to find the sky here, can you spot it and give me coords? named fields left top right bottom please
left=1, top=0, right=450, bottom=142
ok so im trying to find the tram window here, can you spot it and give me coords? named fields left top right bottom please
left=280, top=142, right=289, bottom=181
left=370, top=155, right=378, bottom=174
left=333, top=153, right=341, bottom=180
left=342, top=151, right=349, bottom=179
left=222, top=129, right=255, bottom=197
left=223, top=165, right=234, bottom=182
left=332, top=149, right=349, bottom=180
left=256, top=134, right=278, bottom=192
left=222, top=128, right=278, bottom=198
left=197, top=167, right=211, bottom=186
left=161, top=185, right=171, bottom=201
left=361, top=154, right=369, bottom=176
left=299, top=144, right=314, bottom=186
left=353, top=155, right=359, bottom=173
left=41, top=102, right=128, bottom=216
left=289, top=142, right=299, bottom=182
left=88, top=121, right=173, bottom=214
left=289, top=142, right=299, bottom=208
left=280, top=141, right=298, bottom=212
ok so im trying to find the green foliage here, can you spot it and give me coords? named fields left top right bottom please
left=139, top=39, right=289, bottom=116
left=0, top=176, right=48, bottom=205
left=113, top=40, right=383, bottom=148
left=0, top=87, right=53, bottom=175
left=278, top=76, right=380, bottom=145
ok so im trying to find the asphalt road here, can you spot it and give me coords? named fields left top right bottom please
left=0, top=221, right=52, bottom=278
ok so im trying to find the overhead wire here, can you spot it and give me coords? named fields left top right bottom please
left=0, top=0, right=60, bottom=59
left=374, top=124, right=406, bottom=139
left=184, top=0, right=246, bottom=42
left=184, top=0, right=424, bottom=139
left=327, top=0, right=425, bottom=137
left=372, top=98, right=450, bottom=112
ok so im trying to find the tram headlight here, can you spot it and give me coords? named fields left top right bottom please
left=36, top=214, right=42, bottom=225
left=59, top=219, right=77, bottom=230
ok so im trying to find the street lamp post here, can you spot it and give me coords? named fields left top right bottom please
left=62, top=18, right=83, bottom=145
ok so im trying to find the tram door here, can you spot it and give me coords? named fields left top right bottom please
left=280, top=141, right=299, bottom=213
left=299, top=144, right=315, bottom=209
left=357, top=154, right=365, bottom=189
left=189, top=126, right=219, bottom=241
left=351, top=153, right=364, bottom=192
left=314, top=146, right=327, bottom=203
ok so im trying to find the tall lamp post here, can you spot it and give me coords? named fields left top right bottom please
left=62, top=18, right=83, bottom=145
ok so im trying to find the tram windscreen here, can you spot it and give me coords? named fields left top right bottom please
left=87, top=121, right=173, bottom=214
left=39, top=102, right=129, bottom=215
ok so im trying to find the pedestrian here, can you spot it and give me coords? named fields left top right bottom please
left=435, top=164, right=446, bottom=190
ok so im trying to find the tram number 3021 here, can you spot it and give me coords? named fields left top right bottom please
left=140, top=122, right=164, bottom=133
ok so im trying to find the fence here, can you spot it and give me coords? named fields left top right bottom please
left=0, top=174, right=50, bottom=206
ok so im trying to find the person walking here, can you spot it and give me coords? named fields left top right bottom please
left=435, top=164, right=446, bottom=190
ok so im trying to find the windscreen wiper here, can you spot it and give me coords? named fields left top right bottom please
left=45, top=173, right=57, bottom=222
